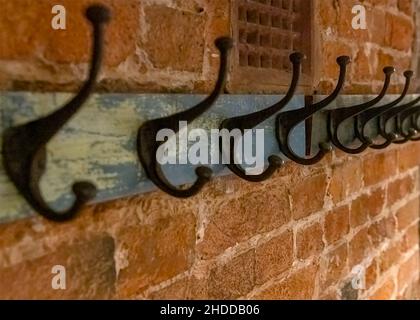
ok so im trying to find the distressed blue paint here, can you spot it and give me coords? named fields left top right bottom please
left=0, top=93, right=305, bottom=222
left=2, top=92, right=413, bottom=223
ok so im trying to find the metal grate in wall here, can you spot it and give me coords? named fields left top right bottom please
left=232, top=0, right=312, bottom=91
left=237, top=0, right=302, bottom=71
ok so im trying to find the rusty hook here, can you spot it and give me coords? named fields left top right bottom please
left=137, top=37, right=233, bottom=198
left=276, top=56, right=350, bottom=165
left=327, top=66, right=394, bottom=154
left=381, top=93, right=420, bottom=144
left=2, top=5, right=110, bottom=222
left=397, top=104, right=420, bottom=141
left=357, top=70, right=413, bottom=149
left=219, top=52, right=303, bottom=182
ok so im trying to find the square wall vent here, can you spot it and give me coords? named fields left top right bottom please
left=230, top=0, right=313, bottom=93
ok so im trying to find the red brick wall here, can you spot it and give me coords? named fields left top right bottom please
left=0, top=0, right=419, bottom=300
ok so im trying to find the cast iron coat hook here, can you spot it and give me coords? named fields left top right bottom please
left=276, top=56, right=350, bottom=165
left=1, top=5, right=110, bottom=222
left=357, top=70, right=413, bottom=149
left=137, top=37, right=233, bottom=198
left=327, top=66, right=394, bottom=154
left=380, top=94, right=420, bottom=144
left=219, top=52, right=303, bottom=182
left=398, top=105, right=420, bottom=140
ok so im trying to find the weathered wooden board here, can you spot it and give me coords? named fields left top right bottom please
left=0, top=93, right=306, bottom=222
left=2, top=93, right=417, bottom=223
left=312, top=94, right=419, bottom=151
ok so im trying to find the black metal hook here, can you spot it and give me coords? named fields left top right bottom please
left=276, top=56, right=350, bottom=165
left=407, top=115, right=420, bottom=141
left=2, top=5, right=110, bottom=222
left=137, top=37, right=232, bottom=198
left=380, top=93, right=420, bottom=144
left=219, top=52, right=303, bottom=182
left=327, top=66, right=394, bottom=154
left=357, top=70, right=413, bottom=150
left=398, top=104, right=420, bottom=140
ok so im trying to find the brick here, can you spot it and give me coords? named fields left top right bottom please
left=320, top=289, right=339, bottom=300
left=368, top=187, right=386, bottom=218
left=345, top=83, right=375, bottom=94
left=350, top=196, right=369, bottom=228
left=375, top=49, right=396, bottom=80
left=351, top=188, right=385, bottom=228
left=387, top=175, right=416, bottom=206
left=398, top=253, right=420, bottom=293
left=321, top=243, right=348, bottom=290
left=196, top=222, right=235, bottom=261
left=147, top=277, right=190, bottom=300
left=321, top=41, right=353, bottom=79
left=328, top=158, right=363, bottom=204
left=398, top=280, right=420, bottom=300
left=400, top=224, right=419, bottom=253
left=255, top=230, right=294, bottom=285
left=370, top=278, right=396, bottom=300
left=148, top=275, right=208, bottom=300
left=0, top=235, right=115, bottom=299
left=197, top=187, right=291, bottom=259
left=395, top=197, right=419, bottom=231
left=369, top=8, right=387, bottom=46
left=337, top=0, right=369, bottom=41
left=290, top=173, right=328, bottom=220
left=317, top=0, right=337, bottom=30
left=143, top=5, right=205, bottom=72
left=325, top=205, right=350, bottom=246
left=352, top=49, right=372, bottom=82
left=208, top=250, right=255, bottom=299
left=363, top=150, right=397, bottom=187
left=122, top=191, right=196, bottom=226
left=316, top=80, right=335, bottom=94
left=379, top=244, right=401, bottom=274
left=368, top=215, right=397, bottom=248
left=349, top=228, right=371, bottom=266
left=387, top=13, right=414, bottom=51
left=398, top=143, right=420, bottom=172
left=296, top=222, right=325, bottom=260
left=398, top=0, right=413, bottom=16
left=366, top=258, right=378, bottom=290
left=0, top=0, right=139, bottom=66
left=253, top=262, right=318, bottom=300
left=116, top=213, right=196, bottom=298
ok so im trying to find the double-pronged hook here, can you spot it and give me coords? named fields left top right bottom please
left=276, top=56, right=350, bottom=165
left=327, top=66, right=394, bottom=154
left=356, top=70, right=413, bottom=150
left=219, top=52, right=304, bottom=182
left=398, top=105, right=420, bottom=140
left=137, top=37, right=233, bottom=198
left=380, top=90, right=420, bottom=144
left=2, top=5, right=110, bottom=222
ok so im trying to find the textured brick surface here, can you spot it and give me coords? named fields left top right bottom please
left=0, top=234, right=116, bottom=299
left=296, top=222, right=325, bottom=260
left=0, top=0, right=139, bottom=65
left=253, top=262, right=319, bottom=300
left=1, top=0, right=415, bottom=94
left=325, top=205, right=350, bottom=246
left=115, top=213, right=197, bottom=298
left=0, top=143, right=418, bottom=300
left=0, top=0, right=229, bottom=92
left=0, top=0, right=419, bottom=301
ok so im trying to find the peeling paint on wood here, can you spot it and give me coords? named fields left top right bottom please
left=0, top=93, right=305, bottom=222
left=2, top=93, right=414, bottom=223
